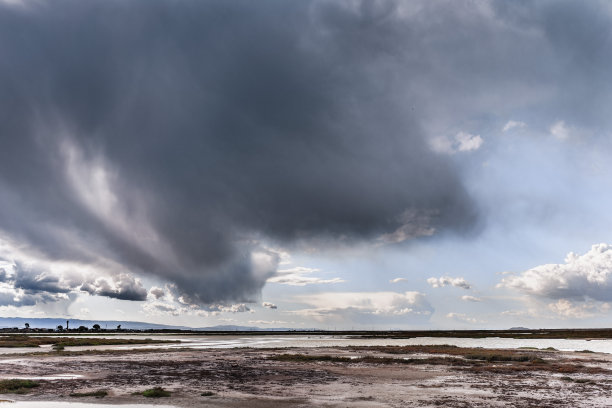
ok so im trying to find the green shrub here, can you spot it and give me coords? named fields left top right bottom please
left=142, top=387, right=171, bottom=398
left=0, top=379, right=39, bottom=394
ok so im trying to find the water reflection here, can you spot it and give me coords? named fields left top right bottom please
left=2, top=335, right=612, bottom=354
left=0, top=402, right=176, bottom=407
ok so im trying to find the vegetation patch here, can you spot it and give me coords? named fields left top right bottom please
left=69, top=390, right=108, bottom=398
left=271, top=354, right=352, bottom=363
left=0, top=379, right=40, bottom=394
left=270, top=353, right=469, bottom=366
left=0, top=335, right=48, bottom=348
left=272, top=347, right=611, bottom=376
left=468, top=361, right=608, bottom=375
left=464, top=353, right=533, bottom=362
left=350, top=345, right=545, bottom=362
left=141, top=387, right=171, bottom=398
left=201, top=391, right=215, bottom=396
left=357, top=328, right=612, bottom=340
left=0, top=335, right=179, bottom=349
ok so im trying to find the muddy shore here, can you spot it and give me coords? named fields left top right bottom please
left=1, top=345, right=612, bottom=407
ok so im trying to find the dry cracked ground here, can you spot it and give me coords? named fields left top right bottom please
left=1, top=345, right=612, bottom=407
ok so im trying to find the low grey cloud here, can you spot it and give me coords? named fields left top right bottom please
left=80, top=274, right=148, bottom=301
left=262, top=302, right=278, bottom=309
left=149, top=287, right=165, bottom=300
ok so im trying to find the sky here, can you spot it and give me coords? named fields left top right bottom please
left=1, top=0, right=612, bottom=329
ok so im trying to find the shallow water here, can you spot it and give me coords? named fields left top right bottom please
left=0, top=403, right=175, bottom=407
left=0, top=374, right=82, bottom=380
left=3, top=334, right=612, bottom=354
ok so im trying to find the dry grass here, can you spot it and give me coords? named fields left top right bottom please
left=272, top=346, right=611, bottom=376
left=69, top=389, right=108, bottom=398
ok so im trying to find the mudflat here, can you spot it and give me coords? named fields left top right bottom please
left=1, top=345, right=611, bottom=407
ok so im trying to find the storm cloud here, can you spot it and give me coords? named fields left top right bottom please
left=5, top=0, right=608, bottom=306
left=0, top=0, right=486, bottom=304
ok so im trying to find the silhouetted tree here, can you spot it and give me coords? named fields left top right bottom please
left=24, top=323, right=30, bottom=329
left=117, top=324, right=121, bottom=331
left=56, top=325, right=63, bottom=331
left=92, top=324, right=101, bottom=331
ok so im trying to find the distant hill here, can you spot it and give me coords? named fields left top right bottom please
left=0, top=317, right=294, bottom=331
left=0, top=317, right=188, bottom=331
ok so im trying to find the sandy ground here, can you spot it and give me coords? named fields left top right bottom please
left=1, top=346, right=612, bottom=407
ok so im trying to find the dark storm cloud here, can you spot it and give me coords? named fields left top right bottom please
left=1, top=0, right=606, bottom=304
left=80, top=274, right=148, bottom=301
left=0, top=263, right=147, bottom=302
left=13, top=265, right=72, bottom=294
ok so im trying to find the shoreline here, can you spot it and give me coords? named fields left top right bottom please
left=5, top=328, right=612, bottom=339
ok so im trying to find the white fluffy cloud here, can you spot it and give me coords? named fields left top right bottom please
left=390, top=278, right=408, bottom=283
left=427, top=276, right=472, bottom=290
left=550, top=120, right=570, bottom=140
left=499, top=243, right=612, bottom=301
left=446, top=312, right=482, bottom=324
left=461, top=295, right=481, bottom=302
left=248, top=320, right=288, bottom=325
left=431, top=131, right=483, bottom=154
left=291, top=291, right=433, bottom=323
left=548, top=299, right=610, bottom=319
left=502, top=120, right=527, bottom=132
left=267, top=267, right=344, bottom=286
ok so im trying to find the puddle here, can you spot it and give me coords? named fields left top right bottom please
left=0, top=404, right=176, bottom=407
left=0, top=374, right=83, bottom=380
